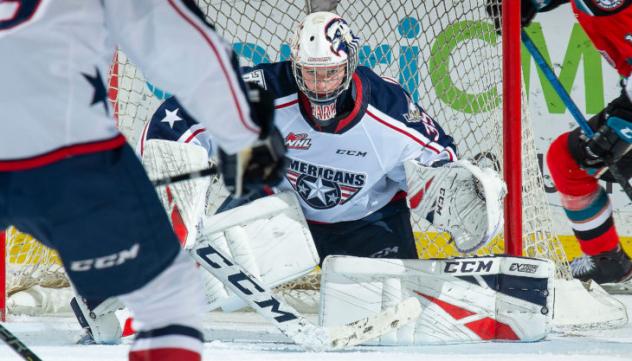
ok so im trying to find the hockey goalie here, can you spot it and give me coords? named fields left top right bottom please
left=69, top=10, right=554, bottom=346
left=140, top=12, right=553, bottom=344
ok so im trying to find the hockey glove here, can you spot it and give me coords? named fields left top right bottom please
left=485, top=0, right=537, bottom=33
left=485, top=0, right=569, bottom=34
left=578, top=91, right=632, bottom=169
left=219, top=83, right=287, bottom=198
left=404, top=159, right=506, bottom=253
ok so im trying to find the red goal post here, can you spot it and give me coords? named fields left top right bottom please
left=502, top=0, right=522, bottom=256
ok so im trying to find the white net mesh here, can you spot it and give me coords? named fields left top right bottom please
left=4, top=227, right=68, bottom=297
left=4, top=0, right=572, bottom=315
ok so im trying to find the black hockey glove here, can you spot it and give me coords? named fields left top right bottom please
left=485, top=0, right=537, bottom=33
left=578, top=91, right=632, bottom=169
left=218, top=83, right=288, bottom=197
left=485, top=0, right=569, bottom=34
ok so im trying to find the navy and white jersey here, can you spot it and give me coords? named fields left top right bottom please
left=137, top=97, right=215, bottom=157
left=0, top=0, right=258, bottom=171
left=141, top=62, right=456, bottom=223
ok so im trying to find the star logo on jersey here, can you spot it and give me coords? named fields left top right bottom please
left=285, top=158, right=366, bottom=209
left=285, top=132, right=312, bottom=150
left=82, top=67, right=109, bottom=115
left=161, top=108, right=183, bottom=128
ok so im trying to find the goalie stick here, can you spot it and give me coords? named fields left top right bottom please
left=151, top=165, right=218, bottom=187
left=0, top=324, right=42, bottom=361
left=190, top=241, right=421, bottom=351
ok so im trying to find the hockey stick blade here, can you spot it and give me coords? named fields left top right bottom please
left=0, top=323, right=42, bottom=361
left=190, top=242, right=421, bottom=351
left=151, top=166, right=218, bottom=187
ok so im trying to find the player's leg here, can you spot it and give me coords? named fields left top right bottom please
left=309, top=198, right=418, bottom=262
left=4, top=144, right=207, bottom=361
left=547, top=124, right=632, bottom=284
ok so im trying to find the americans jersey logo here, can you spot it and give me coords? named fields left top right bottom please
left=286, top=159, right=366, bottom=209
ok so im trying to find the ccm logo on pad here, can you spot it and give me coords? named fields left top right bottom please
left=444, top=260, right=493, bottom=273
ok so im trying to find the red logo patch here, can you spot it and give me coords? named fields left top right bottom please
left=285, top=132, right=312, bottom=150
left=312, top=102, right=337, bottom=121
left=591, top=0, right=625, bottom=11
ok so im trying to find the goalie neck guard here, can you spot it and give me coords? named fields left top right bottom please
left=290, top=12, right=359, bottom=122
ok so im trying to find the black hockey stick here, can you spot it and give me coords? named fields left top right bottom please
left=0, top=324, right=42, bottom=361
left=151, top=165, right=218, bottom=187
left=522, top=30, right=632, bottom=201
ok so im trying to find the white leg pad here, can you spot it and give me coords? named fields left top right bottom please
left=193, top=192, right=320, bottom=311
left=320, top=255, right=554, bottom=345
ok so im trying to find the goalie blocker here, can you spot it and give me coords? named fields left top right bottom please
left=320, top=255, right=554, bottom=344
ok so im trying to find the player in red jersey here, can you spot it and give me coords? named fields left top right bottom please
left=488, top=0, right=632, bottom=284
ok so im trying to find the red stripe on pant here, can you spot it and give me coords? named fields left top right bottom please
left=578, top=225, right=620, bottom=255
left=546, top=132, right=598, bottom=196
left=547, top=132, right=620, bottom=255
left=129, top=348, right=201, bottom=361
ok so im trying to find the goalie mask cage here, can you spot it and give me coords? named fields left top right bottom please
left=1, top=0, right=623, bottom=328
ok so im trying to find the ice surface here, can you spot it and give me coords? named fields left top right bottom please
left=1, top=296, right=631, bottom=361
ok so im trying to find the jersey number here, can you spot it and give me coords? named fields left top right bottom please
left=0, top=0, right=42, bottom=31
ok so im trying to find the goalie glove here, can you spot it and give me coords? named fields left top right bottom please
left=405, top=159, right=506, bottom=253
left=219, top=83, right=288, bottom=197
left=578, top=89, right=632, bottom=169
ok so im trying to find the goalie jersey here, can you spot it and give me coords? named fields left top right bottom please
left=141, top=62, right=456, bottom=223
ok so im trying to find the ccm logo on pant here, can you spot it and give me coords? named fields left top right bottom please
left=70, top=243, right=140, bottom=272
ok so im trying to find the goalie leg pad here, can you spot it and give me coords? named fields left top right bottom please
left=320, top=255, right=554, bottom=345
left=70, top=295, right=123, bottom=344
left=194, top=192, right=320, bottom=311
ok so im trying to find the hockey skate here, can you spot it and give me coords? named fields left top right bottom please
left=570, top=246, right=632, bottom=285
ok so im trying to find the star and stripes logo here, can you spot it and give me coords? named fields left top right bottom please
left=285, top=159, right=366, bottom=209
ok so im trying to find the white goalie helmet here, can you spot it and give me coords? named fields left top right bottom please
left=290, top=11, right=360, bottom=103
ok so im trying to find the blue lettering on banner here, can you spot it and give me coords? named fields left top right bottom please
left=145, top=17, right=426, bottom=102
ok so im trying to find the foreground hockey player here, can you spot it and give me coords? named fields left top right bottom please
left=0, top=0, right=285, bottom=360
left=488, top=0, right=632, bottom=284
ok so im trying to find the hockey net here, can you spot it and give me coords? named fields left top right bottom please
left=1, top=0, right=620, bottom=327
